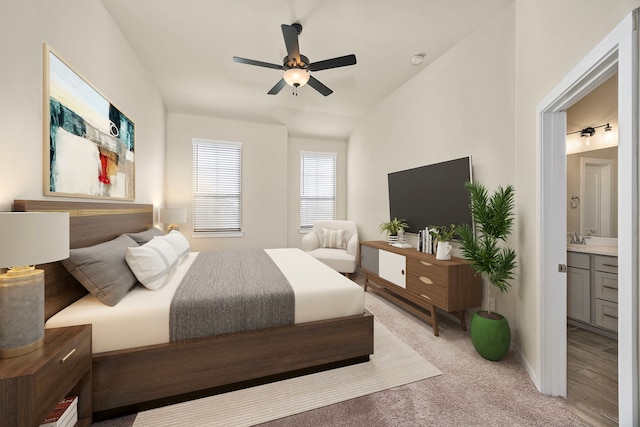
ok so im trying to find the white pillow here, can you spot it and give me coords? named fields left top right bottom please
left=158, top=230, right=191, bottom=261
left=322, top=228, right=346, bottom=249
left=125, top=237, right=178, bottom=290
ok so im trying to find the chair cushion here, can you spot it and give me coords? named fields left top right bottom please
left=307, top=248, right=357, bottom=273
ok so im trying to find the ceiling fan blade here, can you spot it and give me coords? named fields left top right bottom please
left=281, top=24, right=301, bottom=64
left=309, top=54, right=357, bottom=72
left=268, top=78, right=287, bottom=95
left=307, top=75, right=333, bottom=96
left=233, top=56, right=284, bottom=70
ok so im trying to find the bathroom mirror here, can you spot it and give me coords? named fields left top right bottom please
left=567, top=147, right=618, bottom=237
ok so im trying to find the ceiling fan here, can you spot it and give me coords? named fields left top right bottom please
left=232, top=23, right=357, bottom=96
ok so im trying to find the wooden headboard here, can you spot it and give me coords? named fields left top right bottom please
left=13, top=200, right=154, bottom=320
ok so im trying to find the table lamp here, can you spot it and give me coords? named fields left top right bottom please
left=160, top=208, right=187, bottom=232
left=0, top=212, right=69, bottom=358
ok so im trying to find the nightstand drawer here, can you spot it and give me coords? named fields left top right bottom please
left=407, top=275, right=447, bottom=308
left=407, top=258, right=447, bottom=286
left=34, top=327, right=91, bottom=414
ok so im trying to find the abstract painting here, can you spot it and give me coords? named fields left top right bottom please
left=44, top=44, right=135, bottom=200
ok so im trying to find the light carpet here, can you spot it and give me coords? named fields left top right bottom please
left=133, top=321, right=442, bottom=427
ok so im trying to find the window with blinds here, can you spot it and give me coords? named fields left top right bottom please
left=192, top=139, right=242, bottom=234
left=300, top=151, right=337, bottom=230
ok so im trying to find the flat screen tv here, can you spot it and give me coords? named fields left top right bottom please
left=387, top=156, right=473, bottom=234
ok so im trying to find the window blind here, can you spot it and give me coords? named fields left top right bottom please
left=193, top=139, right=242, bottom=233
left=300, top=151, right=337, bottom=229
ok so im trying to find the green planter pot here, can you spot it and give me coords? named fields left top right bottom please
left=470, top=311, right=510, bottom=361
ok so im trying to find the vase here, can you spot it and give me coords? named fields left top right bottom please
left=470, top=311, right=511, bottom=361
left=435, top=241, right=452, bottom=260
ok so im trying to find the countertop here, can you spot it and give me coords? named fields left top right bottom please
left=567, top=244, right=618, bottom=256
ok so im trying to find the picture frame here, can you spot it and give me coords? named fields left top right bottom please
left=43, top=43, right=135, bottom=200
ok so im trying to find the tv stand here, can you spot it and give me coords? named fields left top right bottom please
left=359, top=241, right=482, bottom=336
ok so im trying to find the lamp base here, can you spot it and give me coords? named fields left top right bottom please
left=0, top=269, right=45, bottom=359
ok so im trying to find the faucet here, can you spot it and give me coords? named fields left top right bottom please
left=569, top=231, right=586, bottom=245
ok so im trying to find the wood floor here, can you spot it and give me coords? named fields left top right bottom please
left=566, top=325, right=618, bottom=426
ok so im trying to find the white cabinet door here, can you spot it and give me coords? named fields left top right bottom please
left=379, top=250, right=406, bottom=289
left=567, top=266, right=590, bottom=323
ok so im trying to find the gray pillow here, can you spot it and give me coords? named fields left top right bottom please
left=62, top=234, right=139, bottom=306
left=126, top=227, right=164, bottom=245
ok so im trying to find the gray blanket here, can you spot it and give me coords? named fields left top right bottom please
left=169, top=249, right=295, bottom=341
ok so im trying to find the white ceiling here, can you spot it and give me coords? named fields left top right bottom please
left=101, top=0, right=511, bottom=140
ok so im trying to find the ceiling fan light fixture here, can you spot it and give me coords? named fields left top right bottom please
left=283, top=68, right=310, bottom=88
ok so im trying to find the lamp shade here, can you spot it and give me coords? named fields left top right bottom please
left=0, top=212, right=70, bottom=268
left=283, top=68, right=310, bottom=87
left=160, top=208, right=187, bottom=225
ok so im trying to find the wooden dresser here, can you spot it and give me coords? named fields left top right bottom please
left=360, top=241, right=482, bottom=336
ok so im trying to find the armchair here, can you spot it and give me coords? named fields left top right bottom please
left=301, top=220, right=359, bottom=277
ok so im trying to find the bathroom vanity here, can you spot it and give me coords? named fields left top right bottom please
left=567, top=243, right=618, bottom=336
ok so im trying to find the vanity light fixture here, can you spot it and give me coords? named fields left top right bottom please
left=567, top=122, right=613, bottom=138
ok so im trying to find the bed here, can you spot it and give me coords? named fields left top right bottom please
left=14, top=200, right=374, bottom=419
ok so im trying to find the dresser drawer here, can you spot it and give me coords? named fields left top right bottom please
left=406, top=275, right=447, bottom=308
left=595, top=299, right=618, bottom=332
left=406, top=258, right=447, bottom=286
left=34, top=327, right=91, bottom=407
left=594, top=255, right=618, bottom=274
left=595, top=271, right=618, bottom=303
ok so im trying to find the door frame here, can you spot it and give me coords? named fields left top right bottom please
left=537, top=11, right=638, bottom=425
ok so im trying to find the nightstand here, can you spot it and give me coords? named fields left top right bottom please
left=0, top=325, right=92, bottom=427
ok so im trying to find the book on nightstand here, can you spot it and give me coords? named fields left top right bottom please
left=40, top=395, right=78, bottom=427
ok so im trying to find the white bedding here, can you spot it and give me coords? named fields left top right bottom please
left=45, top=248, right=365, bottom=353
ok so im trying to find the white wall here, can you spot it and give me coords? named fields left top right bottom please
left=514, top=0, right=640, bottom=385
left=349, top=0, right=640, bottom=389
left=348, top=3, right=516, bottom=315
left=166, top=113, right=288, bottom=251
left=0, top=0, right=165, bottom=211
left=287, top=137, right=348, bottom=248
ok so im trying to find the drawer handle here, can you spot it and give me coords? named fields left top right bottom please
left=603, top=285, right=618, bottom=291
left=60, top=348, right=76, bottom=363
left=602, top=263, right=617, bottom=268
left=419, top=276, right=433, bottom=285
left=420, top=260, right=433, bottom=267
left=419, top=293, right=432, bottom=301
left=401, top=269, right=405, bottom=276
left=603, top=313, right=618, bottom=320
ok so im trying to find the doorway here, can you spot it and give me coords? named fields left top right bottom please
left=537, top=11, right=638, bottom=426
left=565, top=73, right=619, bottom=425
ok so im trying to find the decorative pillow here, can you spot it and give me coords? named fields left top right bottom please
left=61, top=234, right=139, bottom=307
left=125, top=237, right=179, bottom=291
left=322, top=228, right=346, bottom=249
left=126, top=227, right=164, bottom=245
left=157, top=230, right=191, bottom=261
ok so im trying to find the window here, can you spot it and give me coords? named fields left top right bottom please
left=192, top=139, right=242, bottom=235
left=300, top=151, right=337, bottom=230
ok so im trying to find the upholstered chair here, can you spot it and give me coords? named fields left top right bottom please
left=301, top=220, right=359, bottom=277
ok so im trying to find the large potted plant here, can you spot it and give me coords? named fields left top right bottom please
left=456, top=181, right=517, bottom=361
left=379, top=217, right=409, bottom=244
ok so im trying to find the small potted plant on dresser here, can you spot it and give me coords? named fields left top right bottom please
left=379, top=217, right=409, bottom=244
left=429, top=224, right=457, bottom=260
left=456, top=181, right=517, bottom=361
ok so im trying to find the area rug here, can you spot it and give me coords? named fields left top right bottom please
left=133, top=320, right=442, bottom=427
